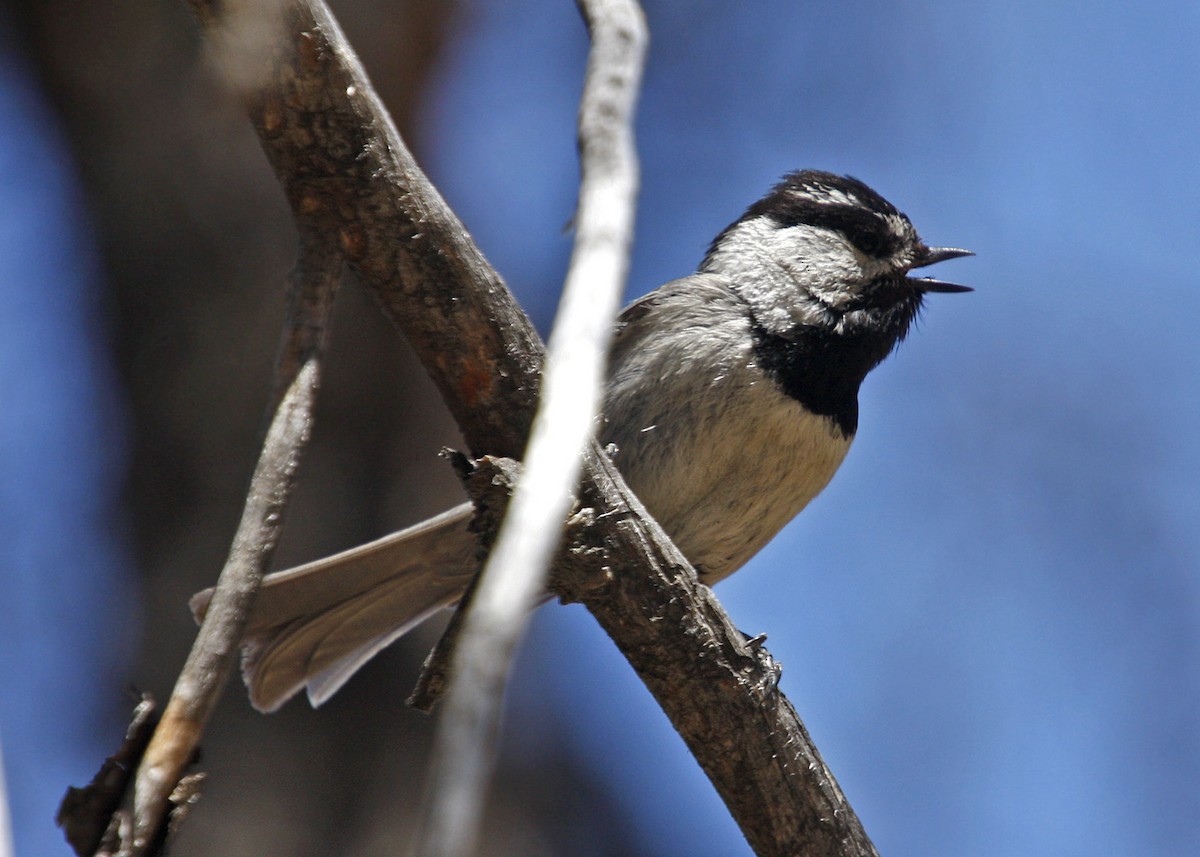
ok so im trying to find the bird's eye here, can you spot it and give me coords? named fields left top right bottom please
left=839, top=223, right=891, bottom=257
left=825, top=210, right=900, bottom=259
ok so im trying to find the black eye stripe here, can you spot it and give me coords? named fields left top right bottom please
left=701, top=170, right=913, bottom=267
left=766, top=201, right=902, bottom=258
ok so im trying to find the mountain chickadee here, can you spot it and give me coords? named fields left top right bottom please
left=192, top=170, right=972, bottom=712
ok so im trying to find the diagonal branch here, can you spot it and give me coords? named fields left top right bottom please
left=209, top=0, right=544, bottom=459
left=126, top=231, right=340, bottom=855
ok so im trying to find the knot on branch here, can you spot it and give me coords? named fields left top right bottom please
left=57, top=694, right=206, bottom=857
left=443, top=450, right=520, bottom=557
left=444, top=449, right=615, bottom=602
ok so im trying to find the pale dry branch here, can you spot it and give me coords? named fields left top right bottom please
left=0, top=733, right=13, bottom=857
left=411, top=2, right=647, bottom=855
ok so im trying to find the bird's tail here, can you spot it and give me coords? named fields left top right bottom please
left=190, top=503, right=478, bottom=712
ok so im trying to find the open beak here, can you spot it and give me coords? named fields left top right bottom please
left=908, top=246, right=974, bottom=293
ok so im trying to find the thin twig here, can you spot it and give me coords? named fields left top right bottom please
left=411, top=3, right=646, bottom=854
left=126, top=236, right=340, bottom=855
left=0, top=734, right=13, bottom=857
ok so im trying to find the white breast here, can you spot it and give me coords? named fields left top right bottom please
left=603, top=276, right=852, bottom=583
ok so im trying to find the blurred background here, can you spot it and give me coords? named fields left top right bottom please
left=2, top=0, right=1197, bottom=855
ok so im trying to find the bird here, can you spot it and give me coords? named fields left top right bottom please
left=191, top=169, right=972, bottom=712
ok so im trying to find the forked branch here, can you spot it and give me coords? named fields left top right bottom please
left=70, top=2, right=882, bottom=855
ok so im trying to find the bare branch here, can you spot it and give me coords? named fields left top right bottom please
left=412, top=2, right=647, bottom=855
left=192, top=0, right=545, bottom=459
left=126, top=236, right=340, bottom=855
left=566, top=448, right=882, bottom=857
left=0, top=734, right=13, bottom=857
left=107, top=1, right=883, bottom=854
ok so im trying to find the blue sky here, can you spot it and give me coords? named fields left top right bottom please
left=0, top=18, right=137, bottom=856
left=4, top=2, right=1198, bottom=855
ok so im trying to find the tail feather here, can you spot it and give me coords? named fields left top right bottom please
left=191, top=503, right=480, bottom=712
left=244, top=573, right=459, bottom=711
